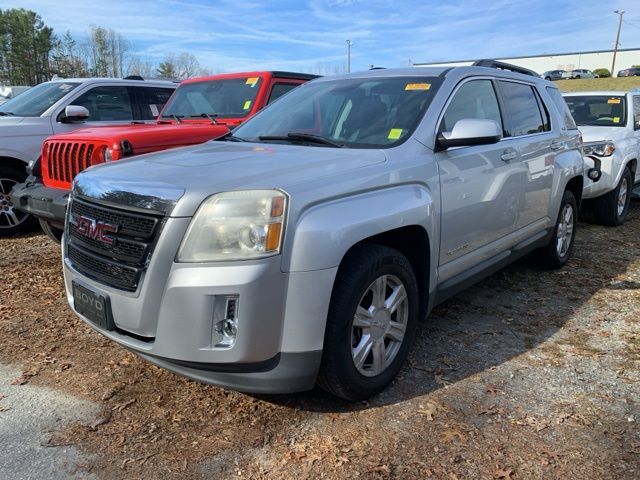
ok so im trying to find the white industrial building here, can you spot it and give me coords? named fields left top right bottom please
left=414, top=47, right=640, bottom=77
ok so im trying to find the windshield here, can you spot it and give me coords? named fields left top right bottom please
left=232, top=76, right=440, bottom=148
left=564, top=95, right=627, bottom=127
left=161, top=76, right=263, bottom=119
left=0, top=82, right=79, bottom=117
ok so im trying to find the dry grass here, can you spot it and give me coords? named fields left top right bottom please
left=556, top=76, right=640, bottom=92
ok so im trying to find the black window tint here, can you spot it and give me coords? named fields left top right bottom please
left=441, top=79, right=502, bottom=133
left=533, top=88, right=551, bottom=132
left=499, top=81, right=545, bottom=136
left=267, top=83, right=299, bottom=104
left=136, top=87, right=174, bottom=120
left=72, top=86, right=133, bottom=121
left=633, top=96, right=640, bottom=129
left=547, top=87, right=577, bottom=129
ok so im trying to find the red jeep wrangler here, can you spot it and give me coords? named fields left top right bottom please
left=12, top=71, right=317, bottom=240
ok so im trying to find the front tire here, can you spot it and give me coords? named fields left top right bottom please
left=593, top=167, right=632, bottom=226
left=39, top=219, right=64, bottom=243
left=536, top=190, right=577, bottom=269
left=0, top=165, right=37, bottom=237
left=318, top=244, right=419, bottom=401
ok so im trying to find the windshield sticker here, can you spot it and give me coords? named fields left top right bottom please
left=243, top=100, right=252, bottom=110
left=388, top=128, right=403, bottom=140
left=149, top=104, right=159, bottom=117
left=613, top=117, right=620, bottom=123
left=246, top=77, right=259, bottom=87
left=405, top=83, right=430, bottom=91
left=608, top=98, right=621, bottom=104
left=59, top=83, right=74, bottom=92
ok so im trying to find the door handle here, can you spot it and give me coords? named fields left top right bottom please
left=550, top=141, right=564, bottom=151
left=501, top=149, right=517, bottom=161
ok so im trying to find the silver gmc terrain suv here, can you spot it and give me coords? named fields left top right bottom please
left=62, top=61, right=584, bottom=401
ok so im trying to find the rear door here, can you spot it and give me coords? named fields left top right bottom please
left=632, top=95, right=640, bottom=184
left=496, top=80, right=555, bottom=231
left=131, top=86, right=176, bottom=120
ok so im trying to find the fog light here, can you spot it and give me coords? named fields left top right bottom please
left=212, top=295, right=239, bottom=348
left=587, top=168, right=602, bottom=181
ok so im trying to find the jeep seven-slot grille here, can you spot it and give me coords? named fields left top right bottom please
left=43, top=141, right=98, bottom=188
left=66, top=198, right=163, bottom=291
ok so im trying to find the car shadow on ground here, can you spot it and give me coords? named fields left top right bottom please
left=257, top=198, right=640, bottom=413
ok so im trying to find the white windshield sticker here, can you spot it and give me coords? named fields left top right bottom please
left=150, top=104, right=159, bottom=116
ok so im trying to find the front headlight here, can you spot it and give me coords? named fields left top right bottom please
left=583, top=141, right=615, bottom=157
left=177, top=189, right=287, bottom=262
left=104, top=147, right=114, bottom=162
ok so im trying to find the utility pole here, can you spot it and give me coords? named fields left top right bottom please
left=611, top=10, right=625, bottom=76
left=346, top=39, right=353, bottom=73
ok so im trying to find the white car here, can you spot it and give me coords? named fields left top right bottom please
left=563, top=91, right=640, bottom=225
left=0, top=77, right=176, bottom=236
left=562, top=69, right=597, bottom=80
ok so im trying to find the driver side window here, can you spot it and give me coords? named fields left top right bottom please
left=441, top=80, right=503, bottom=135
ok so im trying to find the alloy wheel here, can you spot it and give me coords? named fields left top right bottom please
left=0, top=177, right=28, bottom=230
left=350, top=274, right=409, bottom=377
left=555, top=203, right=574, bottom=258
left=617, top=177, right=628, bottom=217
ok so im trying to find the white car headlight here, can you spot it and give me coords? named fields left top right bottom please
left=583, top=141, right=615, bottom=157
left=177, top=189, right=287, bottom=262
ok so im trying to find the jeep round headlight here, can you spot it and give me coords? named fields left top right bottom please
left=177, top=190, right=287, bottom=262
left=583, top=141, right=615, bottom=157
left=104, top=147, right=114, bottom=162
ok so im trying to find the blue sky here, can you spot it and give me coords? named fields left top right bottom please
left=4, top=0, right=640, bottom=73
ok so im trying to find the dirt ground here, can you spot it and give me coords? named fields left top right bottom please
left=1, top=201, right=639, bottom=479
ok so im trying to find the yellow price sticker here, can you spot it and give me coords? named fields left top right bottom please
left=405, top=83, right=431, bottom=91
left=613, top=116, right=620, bottom=123
left=388, top=128, right=403, bottom=140
left=608, top=98, right=621, bottom=104
left=246, top=77, right=259, bottom=87
left=243, top=100, right=252, bottom=110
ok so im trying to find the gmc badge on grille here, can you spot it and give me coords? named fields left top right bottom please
left=73, top=215, right=118, bottom=245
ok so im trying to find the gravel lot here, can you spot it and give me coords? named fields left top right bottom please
left=1, top=199, right=639, bottom=479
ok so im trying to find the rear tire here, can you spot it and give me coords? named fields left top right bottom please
left=39, top=219, right=63, bottom=243
left=592, top=167, right=632, bottom=226
left=536, top=190, right=577, bottom=270
left=317, top=244, right=419, bottom=401
left=0, top=165, right=37, bottom=237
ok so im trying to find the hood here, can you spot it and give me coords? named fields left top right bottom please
left=578, top=125, right=625, bottom=144
left=74, top=141, right=387, bottom=217
left=49, top=122, right=231, bottom=154
left=0, top=116, right=51, bottom=136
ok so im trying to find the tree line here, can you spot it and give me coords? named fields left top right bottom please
left=0, top=8, right=210, bottom=85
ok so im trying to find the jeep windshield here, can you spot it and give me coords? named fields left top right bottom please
left=564, top=95, right=627, bottom=127
left=231, top=76, right=440, bottom=149
left=160, top=76, right=263, bottom=120
left=0, top=81, right=80, bottom=117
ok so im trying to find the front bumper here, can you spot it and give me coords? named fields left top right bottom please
left=11, top=177, right=68, bottom=228
left=63, top=216, right=335, bottom=394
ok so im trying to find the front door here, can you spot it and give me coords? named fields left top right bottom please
left=436, top=78, right=522, bottom=282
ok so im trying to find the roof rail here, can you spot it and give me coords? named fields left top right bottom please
left=472, top=59, right=538, bottom=77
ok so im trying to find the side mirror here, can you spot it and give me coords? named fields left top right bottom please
left=438, top=118, right=502, bottom=150
left=61, top=105, right=90, bottom=123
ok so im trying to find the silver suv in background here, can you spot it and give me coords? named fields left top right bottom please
left=0, top=77, right=176, bottom=236
left=62, top=61, right=584, bottom=401
left=563, top=91, right=640, bottom=225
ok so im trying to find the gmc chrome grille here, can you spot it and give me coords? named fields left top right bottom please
left=66, top=198, right=163, bottom=291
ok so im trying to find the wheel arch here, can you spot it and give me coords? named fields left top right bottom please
left=565, top=175, right=583, bottom=208
left=0, top=156, right=30, bottom=173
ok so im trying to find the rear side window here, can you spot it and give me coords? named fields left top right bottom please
left=267, top=83, right=299, bottom=104
left=72, top=86, right=133, bottom=121
left=135, top=87, right=175, bottom=120
left=440, top=79, right=503, bottom=133
left=546, top=87, right=577, bottom=130
left=498, top=81, right=546, bottom=136
left=633, top=96, right=640, bottom=129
